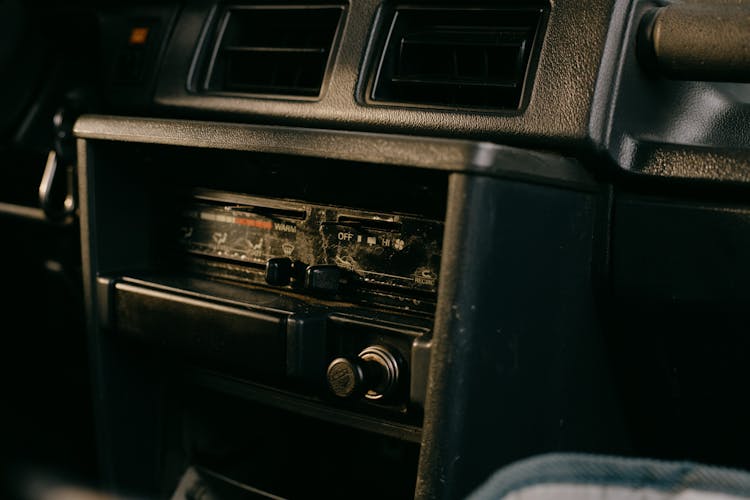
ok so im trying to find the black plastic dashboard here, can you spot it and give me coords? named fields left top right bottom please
left=69, top=0, right=750, bottom=182
left=2, top=1, right=750, bottom=500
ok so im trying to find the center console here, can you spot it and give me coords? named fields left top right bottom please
left=76, top=116, right=620, bottom=499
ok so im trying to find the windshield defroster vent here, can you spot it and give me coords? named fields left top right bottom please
left=370, top=7, right=545, bottom=110
left=201, top=5, right=344, bottom=98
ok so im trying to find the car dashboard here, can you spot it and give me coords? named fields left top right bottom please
left=1, top=0, right=750, bottom=499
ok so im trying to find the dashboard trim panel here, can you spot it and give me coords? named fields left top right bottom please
left=74, top=115, right=596, bottom=191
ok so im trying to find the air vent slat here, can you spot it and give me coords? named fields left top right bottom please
left=371, top=7, right=544, bottom=110
left=223, top=46, right=328, bottom=54
left=390, top=77, right=519, bottom=89
left=202, top=5, right=343, bottom=98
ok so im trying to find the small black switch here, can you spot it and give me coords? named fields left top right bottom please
left=304, top=265, right=342, bottom=293
left=265, top=258, right=293, bottom=286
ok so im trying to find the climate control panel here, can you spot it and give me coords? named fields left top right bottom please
left=177, top=189, right=444, bottom=313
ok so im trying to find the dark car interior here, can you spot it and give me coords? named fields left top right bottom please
left=2, top=0, right=750, bottom=499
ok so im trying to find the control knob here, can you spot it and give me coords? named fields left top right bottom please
left=326, top=345, right=402, bottom=401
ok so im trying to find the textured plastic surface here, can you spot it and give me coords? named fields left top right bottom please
left=416, top=175, right=625, bottom=499
left=97, top=4, right=181, bottom=113
left=155, top=0, right=615, bottom=147
left=612, top=195, right=750, bottom=303
left=73, top=115, right=595, bottom=191
left=112, top=281, right=286, bottom=379
left=591, top=0, right=750, bottom=184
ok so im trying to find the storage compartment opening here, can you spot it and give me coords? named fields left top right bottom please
left=167, top=388, right=421, bottom=499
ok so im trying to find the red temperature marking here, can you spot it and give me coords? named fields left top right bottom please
left=234, top=217, right=273, bottom=230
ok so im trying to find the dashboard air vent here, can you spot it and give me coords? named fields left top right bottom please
left=203, top=5, right=344, bottom=98
left=371, top=7, right=544, bottom=110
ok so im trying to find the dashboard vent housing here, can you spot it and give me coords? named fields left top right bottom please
left=370, top=7, right=544, bottom=110
left=202, top=5, right=344, bottom=98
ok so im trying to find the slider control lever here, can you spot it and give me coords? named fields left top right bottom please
left=265, top=258, right=353, bottom=293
